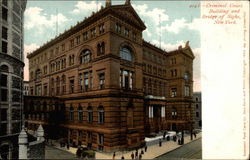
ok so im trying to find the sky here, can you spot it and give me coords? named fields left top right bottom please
left=23, top=0, right=201, bottom=92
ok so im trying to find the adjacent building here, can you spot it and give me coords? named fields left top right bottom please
left=0, top=0, right=27, bottom=159
left=25, top=0, right=195, bottom=152
left=193, top=92, right=202, bottom=129
left=23, top=81, right=29, bottom=96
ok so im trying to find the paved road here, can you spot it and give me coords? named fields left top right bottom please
left=146, top=133, right=190, bottom=147
left=45, top=145, right=76, bottom=159
left=156, top=138, right=201, bottom=159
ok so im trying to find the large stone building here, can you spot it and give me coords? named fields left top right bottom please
left=25, top=0, right=195, bottom=152
left=0, top=0, right=27, bottom=159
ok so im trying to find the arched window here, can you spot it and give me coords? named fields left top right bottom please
left=78, top=105, right=83, bottom=122
left=87, top=106, right=93, bottom=123
left=69, top=106, right=74, bottom=121
left=171, top=107, right=177, bottom=119
left=98, top=105, right=104, bottom=124
left=80, top=49, right=91, bottom=64
left=0, top=65, right=9, bottom=72
left=97, top=42, right=105, bottom=56
left=120, top=46, right=133, bottom=61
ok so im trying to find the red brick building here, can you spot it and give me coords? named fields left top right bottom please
left=25, top=0, right=195, bottom=152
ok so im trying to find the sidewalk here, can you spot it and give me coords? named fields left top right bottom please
left=49, top=132, right=202, bottom=159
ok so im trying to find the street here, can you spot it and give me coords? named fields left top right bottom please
left=45, top=145, right=76, bottom=159
left=156, top=137, right=201, bottom=159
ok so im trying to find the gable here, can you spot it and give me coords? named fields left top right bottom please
left=110, top=5, right=146, bottom=30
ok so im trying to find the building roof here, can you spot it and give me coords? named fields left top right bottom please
left=167, top=41, right=195, bottom=59
left=27, top=3, right=146, bottom=59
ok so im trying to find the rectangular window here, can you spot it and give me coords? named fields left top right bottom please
left=91, top=28, right=96, bottom=38
left=70, top=79, right=74, bottom=93
left=0, top=74, right=7, bottom=87
left=76, top=36, right=80, bottom=44
left=1, top=89, right=7, bottom=101
left=2, top=7, right=8, bottom=21
left=89, top=71, right=93, bottom=89
left=2, top=27, right=7, bottom=40
left=185, top=86, right=190, bottom=96
left=161, top=106, right=165, bottom=118
left=84, top=72, right=89, bottom=91
left=124, top=28, right=129, bottom=37
left=98, top=134, right=104, bottom=145
left=83, top=32, right=88, bottom=40
left=0, top=123, right=7, bottom=136
left=88, top=111, right=93, bottom=123
left=2, top=41, right=8, bottom=53
left=171, top=88, right=177, bottom=97
left=196, top=112, right=199, bottom=118
left=1, top=109, right=7, bottom=121
left=79, top=73, right=83, bottom=91
left=99, top=73, right=105, bottom=89
left=44, top=85, right=47, bottom=96
left=99, top=24, right=105, bottom=34
left=149, top=106, right=153, bottom=118
left=78, top=111, right=83, bottom=121
left=98, top=111, right=104, bottom=124
left=115, top=23, right=121, bottom=33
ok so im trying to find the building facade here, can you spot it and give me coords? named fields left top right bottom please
left=0, top=0, right=27, bottom=159
left=23, top=81, right=29, bottom=96
left=25, top=0, right=194, bottom=152
left=193, top=92, right=202, bottom=129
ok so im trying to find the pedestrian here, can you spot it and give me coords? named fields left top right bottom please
left=131, top=152, right=134, bottom=160
left=66, top=143, right=70, bottom=150
left=76, top=147, right=82, bottom=158
left=163, top=131, right=166, bottom=140
left=135, top=149, right=138, bottom=159
left=144, top=145, right=147, bottom=152
left=139, top=153, right=142, bottom=160
left=159, top=139, right=162, bottom=147
left=141, top=149, right=144, bottom=155
left=113, top=152, right=116, bottom=160
left=173, top=135, right=177, bottom=142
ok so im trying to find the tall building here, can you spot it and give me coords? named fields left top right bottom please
left=0, top=0, right=27, bottom=159
left=193, top=92, right=202, bottom=129
left=25, top=0, right=194, bottom=151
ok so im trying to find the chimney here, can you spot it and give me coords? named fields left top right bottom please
left=106, top=0, right=111, bottom=7
left=125, top=0, right=131, bottom=5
